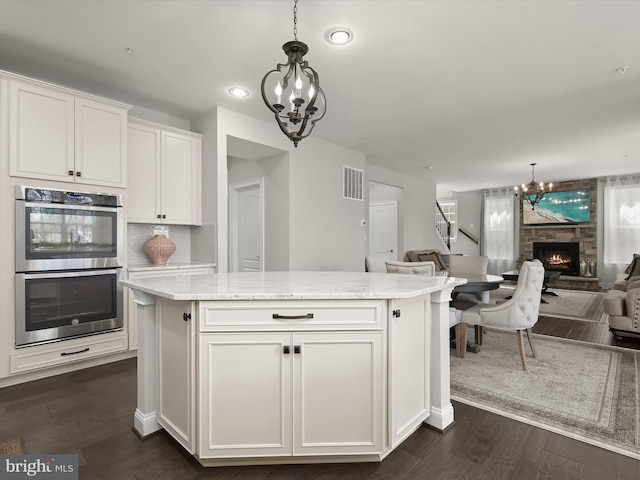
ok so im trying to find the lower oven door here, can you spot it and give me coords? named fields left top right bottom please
left=15, top=269, right=123, bottom=347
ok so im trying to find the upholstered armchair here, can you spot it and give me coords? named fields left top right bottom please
left=461, top=260, right=545, bottom=370
left=604, top=278, right=640, bottom=339
left=403, top=250, right=448, bottom=271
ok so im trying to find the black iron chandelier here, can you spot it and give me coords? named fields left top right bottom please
left=516, top=163, right=553, bottom=210
left=261, top=0, right=326, bottom=147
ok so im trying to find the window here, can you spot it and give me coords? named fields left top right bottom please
left=482, top=189, right=518, bottom=274
left=438, top=200, right=457, bottom=241
left=604, top=179, right=640, bottom=264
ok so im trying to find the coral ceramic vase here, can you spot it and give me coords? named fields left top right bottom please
left=143, top=234, right=176, bottom=266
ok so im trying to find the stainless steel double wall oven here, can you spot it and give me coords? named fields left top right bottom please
left=15, top=186, right=124, bottom=347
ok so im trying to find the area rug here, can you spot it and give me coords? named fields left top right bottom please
left=491, top=286, right=605, bottom=322
left=451, top=330, right=640, bottom=459
left=0, top=438, right=25, bottom=454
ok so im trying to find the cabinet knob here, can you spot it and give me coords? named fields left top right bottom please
left=294, top=345, right=301, bottom=354
left=283, top=345, right=290, bottom=354
left=157, top=214, right=162, bottom=219
left=76, top=171, right=81, bottom=177
left=183, top=312, right=191, bottom=322
left=162, top=214, right=166, bottom=219
left=392, top=309, right=401, bottom=318
left=68, top=170, right=74, bottom=176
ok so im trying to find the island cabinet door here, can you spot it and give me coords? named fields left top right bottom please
left=157, top=299, right=196, bottom=454
left=198, top=332, right=293, bottom=459
left=388, top=298, right=431, bottom=448
left=292, top=332, right=384, bottom=456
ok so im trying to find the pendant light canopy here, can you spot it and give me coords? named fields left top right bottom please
left=515, top=163, right=553, bottom=210
left=261, top=0, right=326, bottom=147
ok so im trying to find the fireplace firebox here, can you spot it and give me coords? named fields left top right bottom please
left=533, top=242, right=580, bottom=276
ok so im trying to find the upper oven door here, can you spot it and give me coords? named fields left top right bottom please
left=16, top=201, right=123, bottom=272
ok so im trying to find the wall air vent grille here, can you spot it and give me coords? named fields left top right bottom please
left=343, top=166, right=363, bottom=201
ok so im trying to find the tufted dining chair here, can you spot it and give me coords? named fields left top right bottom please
left=385, top=260, right=436, bottom=275
left=448, top=255, right=490, bottom=309
left=385, top=259, right=467, bottom=357
left=461, top=260, right=545, bottom=370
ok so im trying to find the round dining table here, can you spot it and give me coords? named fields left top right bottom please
left=450, top=273, right=504, bottom=298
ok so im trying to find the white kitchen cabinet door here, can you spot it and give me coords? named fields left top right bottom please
left=388, top=298, right=431, bottom=448
left=157, top=299, right=196, bottom=453
left=75, top=97, right=127, bottom=187
left=126, top=123, right=161, bottom=222
left=162, top=130, right=201, bottom=225
left=293, top=332, right=384, bottom=456
left=8, top=78, right=128, bottom=187
left=9, top=80, right=75, bottom=182
left=127, top=118, right=201, bottom=225
left=199, top=332, right=293, bottom=458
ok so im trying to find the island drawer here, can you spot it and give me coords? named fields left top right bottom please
left=199, top=300, right=385, bottom=331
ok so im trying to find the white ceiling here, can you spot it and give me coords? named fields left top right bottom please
left=1, top=0, right=639, bottom=192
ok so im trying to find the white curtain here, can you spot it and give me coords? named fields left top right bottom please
left=601, top=175, right=640, bottom=286
left=482, top=189, right=518, bottom=275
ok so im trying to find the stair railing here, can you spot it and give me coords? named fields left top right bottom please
left=435, top=201, right=451, bottom=251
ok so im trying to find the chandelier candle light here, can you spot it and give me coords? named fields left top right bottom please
left=261, top=0, right=326, bottom=147
left=515, top=163, right=553, bottom=210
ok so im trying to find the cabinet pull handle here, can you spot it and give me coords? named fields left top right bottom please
left=162, top=214, right=166, bottom=219
left=76, top=171, right=81, bottom=177
left=294, top=345, right=301, bottom=354
left=157, top=214, right=162, bottom=219
left=183, top=312, right=191, bottom=322
left=392, top=309, right=401, bottom=318
left=272, top=313, right=314, bottom=320
left=61, top=347, right=90, bottom=357
left=283, top=345, right=290, bottom=354
left=68, top=170, right=74, bottom=176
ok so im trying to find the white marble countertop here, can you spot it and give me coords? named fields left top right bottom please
left=127, top=262, right=216, bottom=273
left=120, top=271, right=466, bottom=301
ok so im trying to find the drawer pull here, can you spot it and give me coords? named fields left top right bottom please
left=61, top=347, right=90, bottom=357
left=272, top=313, right=314, bottom=320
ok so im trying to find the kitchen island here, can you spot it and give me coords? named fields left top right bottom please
left=121, top=271, right=465, bottom=466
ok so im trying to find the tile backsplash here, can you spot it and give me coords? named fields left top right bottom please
left=127, top=222, right=217, bottom=266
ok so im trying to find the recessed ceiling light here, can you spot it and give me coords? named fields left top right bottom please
left=229, top=87, right=249, bottom=98
left=327, top=28, right=353, bottom=45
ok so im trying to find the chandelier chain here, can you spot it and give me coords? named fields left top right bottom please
left=293, top=0, right=298, bottom=40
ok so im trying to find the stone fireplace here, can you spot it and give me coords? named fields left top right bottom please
left=519, top=178, right=598, bottom=291
left=533, top=242, right=580, bottom=276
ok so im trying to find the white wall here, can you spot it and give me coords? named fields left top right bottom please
left=227, top=153, right=290, bottom=271
left=448, top=190, right=482, bottom=255
left=288, top=139, right=366, bottom=271
left=194, top=106, right=366, bottom=272
left=367, top=164, right=442, bottom=258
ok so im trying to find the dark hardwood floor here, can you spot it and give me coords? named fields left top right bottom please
left=1, top=354, right=638, bottom=480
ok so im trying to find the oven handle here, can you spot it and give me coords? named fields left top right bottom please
left=22, top=201, right=120, bottom=213
left=20, top=268, right=121, bottom=280
left=60, top=347, right=90, bottom=357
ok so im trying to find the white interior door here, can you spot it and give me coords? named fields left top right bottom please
left=369, top=201, right=398, bottom=261
left=229, top=179, right=264, bottom=272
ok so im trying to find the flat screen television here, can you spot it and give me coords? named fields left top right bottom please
left=522, top=189, right=591, bottom=225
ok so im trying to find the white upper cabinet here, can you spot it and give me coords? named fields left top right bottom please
left=127, top=118, right=202, bottom=226
left=7, top=76, right=129, bottom=188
